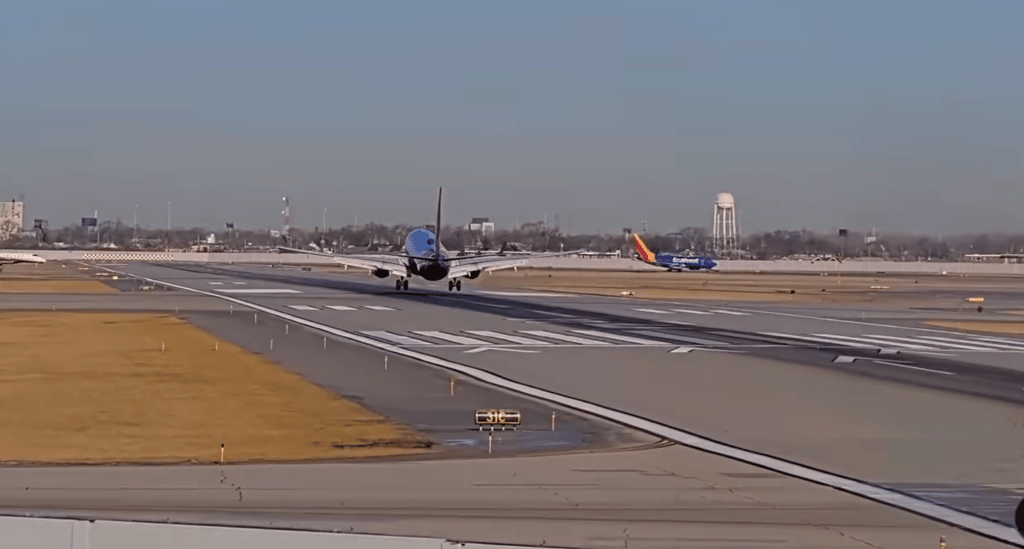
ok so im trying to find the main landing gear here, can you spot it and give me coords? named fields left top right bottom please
left=395, top=278, right=409, bottom=291
left=447, top=279, right=462, bottom=292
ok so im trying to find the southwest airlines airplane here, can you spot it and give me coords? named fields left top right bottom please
left=280, top=188, right=579, bottom=292
left=632, top=234, right=717, bottom=271
left=0, top=252, right=46, bottom=271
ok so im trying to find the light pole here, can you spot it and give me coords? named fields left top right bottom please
left=133, top=205, right=138, bottom=244
left=166, top=201, right=171, bottom=252
left=322, top=207, right=327, bottom=233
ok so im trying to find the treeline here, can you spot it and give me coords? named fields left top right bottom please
left=3, top=220, right=1023, bottom=261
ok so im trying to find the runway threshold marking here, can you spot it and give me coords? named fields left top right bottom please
left=88, top=265, right=1024, bottom=547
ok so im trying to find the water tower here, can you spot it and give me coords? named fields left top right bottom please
left=713, top=192, right=739, bottom=255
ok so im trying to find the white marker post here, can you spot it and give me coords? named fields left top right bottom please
left=323, top=337, right=327, bottom=349
left=384, top=356, right=388, bottom=370
left=285, top=324, right=289, bottom=335
left=254, top=313, right=257, bottom=324
left=551, top=411, right=556, bottom=431
left=488, top=431, right=492, bottom=454
left=161, top=342, right=165, bottom=352
left=230, top=304, right=233, bottom=315
left=215, top=342, right=218, bottom=351
left=220, top=443, right=224, bottom=463
left=450, top=379, right=455, bottom=396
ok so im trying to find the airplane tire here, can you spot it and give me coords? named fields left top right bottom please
left=448, top=281, right=454, bottom=292
left=456, top=280, right=462, bottom=291
left=395, top=279, right=402, bottom=291
left=403, top=279, right=409, bottom=291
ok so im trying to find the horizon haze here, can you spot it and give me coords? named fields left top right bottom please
left=2, top=1, right=1023, bottom=236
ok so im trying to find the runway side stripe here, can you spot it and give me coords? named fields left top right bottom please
left=90, top=265, right=1024, bottom=547
left=364, top=305, right=397, bottom=311
left=569, top=330, right=665, bottom=345
left=632, top=308, right=672, bottom=314
left=671, top=309, right=713, bottom=315
left=411, top=331, right=490, bottom=345
left=360, top=331, right=434, bottom=345
left=708, top=309, right=751, bottom=316
left=464, top=331, right=553, bottom=345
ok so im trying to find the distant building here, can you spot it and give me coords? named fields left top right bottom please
left=465, top=217, right=495, bottom=236
left=0, top=200, right=25, bottom=240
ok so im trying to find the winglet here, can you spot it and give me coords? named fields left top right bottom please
left=435, top=187, right=443, bottom=258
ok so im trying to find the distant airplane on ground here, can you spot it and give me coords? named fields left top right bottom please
left=279, top=188, right=580, bottom=291
left=0, top=252, right=46, bottom=271
left=632, top=234, right=716, bottom=271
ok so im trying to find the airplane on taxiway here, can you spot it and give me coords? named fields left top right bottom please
left=0, top=252, right=46, bottom=271
left=279, top=187, right=580, bottom=292
left=632, top=233, right=716, bottom=272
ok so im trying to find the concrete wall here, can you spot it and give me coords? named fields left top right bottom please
left=9, top=249, right=1024, bottom=276
left=2, top=515, right=546, bottom=549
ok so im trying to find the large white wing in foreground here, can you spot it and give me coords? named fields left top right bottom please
left=277, top=247, right=410, bottom=276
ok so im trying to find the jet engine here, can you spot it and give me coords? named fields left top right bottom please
left=463, top=270, right=482, bottom=280
left=372, top=268, right=390, bottom=279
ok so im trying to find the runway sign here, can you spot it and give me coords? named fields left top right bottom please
left=475, top=409, right=521, bottom=428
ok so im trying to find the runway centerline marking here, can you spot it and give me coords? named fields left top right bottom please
left=89, top=264, right=1024, bottom=547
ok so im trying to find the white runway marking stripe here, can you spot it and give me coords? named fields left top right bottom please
left=219, top=288, right=302, bottom=294
left=412, top=331, right=490, bottom=345
left=231, top=281, right=247, bottom=285
left=760, top=333, right=876, bottom=348
left=813, top=333, right=932, bottom=350
left=208, top=282, right=224, bottom=285
left=286, top=305, right=319, bottom=311
left=518, top=330, right=613, bottom=345
left=569, top=330, right=665, bottom=345
left=363, top=305, right=396, bottom=311
left=708, top=309, right=751, bottom=316
left=325, top=305, right=357, bottom=311
left=630, top=330, right=722, bottom=345
left=360, top=331, right=433, bottom=345
left=873, top=360, right=956, bottom=375
left=672, top=309, right=713, bottom=315
left=477, top=291, right=568, bottom=297
left=893, top=335, right=1000, bottom=351
left=464, top=331, right=553, bottom=345
left=633, top=308, right=672, bottom=314
left=964, top=334, right=1024, bottom=349
left=91, top=265, right=1024, bottom=545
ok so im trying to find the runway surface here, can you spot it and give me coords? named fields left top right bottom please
left=4, top=260, right=1024, bottom=548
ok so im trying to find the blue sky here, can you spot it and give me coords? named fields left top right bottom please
left=2, top=0, right=1023, bottom=235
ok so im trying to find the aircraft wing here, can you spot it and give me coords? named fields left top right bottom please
left=277, top=246, right=409, bottom=275
left=447, top=249, right=582, bottom=279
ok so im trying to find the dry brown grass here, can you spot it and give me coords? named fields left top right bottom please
left=478, top=270, right=921, bottom=303
left=0, top=280, right=117, bottom=294
left=924, top=320, right=1024, bottom=335
left=0, top=262, right=118, bottom=293
left=0, top=312, right=430, bottom=464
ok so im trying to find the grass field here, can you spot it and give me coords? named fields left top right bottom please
left=0, top=312, right=431, bottom=464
